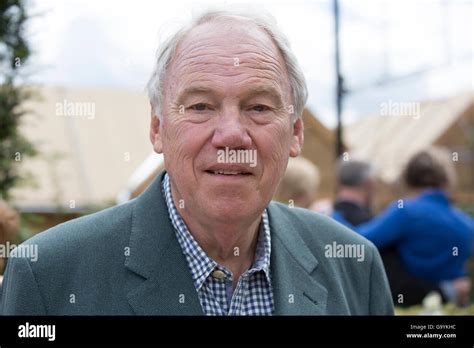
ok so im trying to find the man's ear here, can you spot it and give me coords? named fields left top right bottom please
left=289, top=117, right=304, bottom=157
left=149, top=106, right=163, bottom=154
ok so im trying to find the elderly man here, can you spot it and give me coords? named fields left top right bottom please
left=1, top=10, right=393, bottom=315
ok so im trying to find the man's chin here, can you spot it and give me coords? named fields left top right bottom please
left=202, top=199, right=262, bottom=222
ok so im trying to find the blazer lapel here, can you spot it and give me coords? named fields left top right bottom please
left=268, top=203, right=328, bottom=315
left=125, top=171, right=203, bottom=315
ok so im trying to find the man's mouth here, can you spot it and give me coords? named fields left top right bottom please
left=205, top=166, right=252, bottom=176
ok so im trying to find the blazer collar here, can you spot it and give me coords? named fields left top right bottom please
left=125, top=171, right=203, bottom=315
left=267, top=203, right=328, bottom=315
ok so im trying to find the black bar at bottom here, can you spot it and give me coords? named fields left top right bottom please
left=0, top=316, right=473, bottom=345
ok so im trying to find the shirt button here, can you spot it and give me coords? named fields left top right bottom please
left=212, top=270, right=226, bottom=279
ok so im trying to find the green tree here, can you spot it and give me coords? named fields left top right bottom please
left=0, top=0, right=36, bottom=200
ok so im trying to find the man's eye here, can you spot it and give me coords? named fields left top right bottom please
left=190, top=103, right=209, bottom=111
left=251, top=105, right=270, bottom=112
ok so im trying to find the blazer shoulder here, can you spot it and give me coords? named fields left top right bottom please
left=268, top=201, right=393, bottom=314
left=267, top=201, right=378, bottom=255
left=18, top=199, right=136, bottom=261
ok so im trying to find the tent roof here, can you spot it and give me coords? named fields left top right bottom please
left=344, top=92, right=474, bottom=183
left=12, top=85, right=152, bottom=211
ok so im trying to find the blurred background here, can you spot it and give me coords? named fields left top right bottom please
left=0, top=0, right=473, bottom=313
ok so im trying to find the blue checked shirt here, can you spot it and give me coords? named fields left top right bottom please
left=162, top=173, right=274, bottom=315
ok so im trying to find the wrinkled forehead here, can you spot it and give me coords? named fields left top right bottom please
left=165, top=19, right=291, bottom=96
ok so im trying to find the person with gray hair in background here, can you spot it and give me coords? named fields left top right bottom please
left=333, top=159, right=376, bottom=225
left=332, top=157, right=445, bottom=306
left=333, top=151, right=473, bottom=307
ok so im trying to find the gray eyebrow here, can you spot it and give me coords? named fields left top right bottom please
left=243, top=85, right=284, bottom=105
left=180, top=86, right=215, bottom=96
left=178, top=85, right=284, bottom=106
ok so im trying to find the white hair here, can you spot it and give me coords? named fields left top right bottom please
left=146, top=9, right=308, bottom=120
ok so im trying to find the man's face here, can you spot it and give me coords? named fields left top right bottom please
left=150, top=20, right=303, bottom=224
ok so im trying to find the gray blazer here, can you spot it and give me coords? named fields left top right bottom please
left=1, top=172, right=393, bottom=315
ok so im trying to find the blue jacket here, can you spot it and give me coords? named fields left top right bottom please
left=334, top=190, right=474, bottom=283
left=1, top=171, right=393, bottom=315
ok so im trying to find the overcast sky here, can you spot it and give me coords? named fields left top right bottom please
left=27, top=0, right=473, bottom=127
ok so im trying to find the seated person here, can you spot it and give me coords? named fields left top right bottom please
left=333, top=154, right=473, bottom=306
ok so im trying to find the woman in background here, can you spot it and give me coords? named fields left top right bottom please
left=274, top=157, right=320, bottom=209
left=340, top=147, right=474, bottom=306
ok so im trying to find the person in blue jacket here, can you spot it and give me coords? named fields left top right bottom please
left=335, top=148, right=474, bottom=306
left=332, top=158, right=448, bottom=306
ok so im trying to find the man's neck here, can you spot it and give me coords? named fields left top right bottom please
left=171, top=188, right=262, bottom=288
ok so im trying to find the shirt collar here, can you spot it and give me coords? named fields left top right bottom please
left=419, top=189, right=450, bottom=205
left=161, top=173, right=271, bottom=290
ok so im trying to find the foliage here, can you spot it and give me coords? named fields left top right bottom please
left=0, top=0, right=36, bottom=200
left=396, top=303, right=474, bottom=316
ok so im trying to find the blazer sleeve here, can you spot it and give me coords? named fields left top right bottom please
left=368, top=245, right=395, bottom=315
left=1, top=252, right=47, bottom=315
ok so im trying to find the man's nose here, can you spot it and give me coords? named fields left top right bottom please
left=211, top=107, right=252, bottom=149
